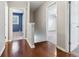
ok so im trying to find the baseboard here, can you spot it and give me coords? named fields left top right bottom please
left=34, top=39, right=47, bottom=43
left=0, top=45, right=5, bottom=56
left=5, top=39, right=8, bottom=43
left=57, top=46, right=68, bottom=53
left=25, top=38, right=35, bottom=48
left=5, top=38, right=26, bottom=42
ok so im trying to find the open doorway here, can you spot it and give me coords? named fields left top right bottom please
left=8, top=8, right=26, bottom=41
left=12, top=9, right=24, bottom=40
left=47, top=2, right=57, bottom=45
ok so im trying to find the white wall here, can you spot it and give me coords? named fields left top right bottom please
left=8, top=1, right=28, bottom=8
left=30, top=11, right=34, bottom=22
left=34, top=2, right=48, bottom=43
left=57, top=1, right=69, bottom=52
left=0, top=2, right=5, bottom=56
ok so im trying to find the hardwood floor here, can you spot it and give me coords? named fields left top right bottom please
left=1, top=39, right=76, bottom=57
left=57, top=48, right=75, bottom=57
left=1, top=39, right=56, bottom=57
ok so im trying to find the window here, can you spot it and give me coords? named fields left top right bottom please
left=13, top=15, right=19, bottom=24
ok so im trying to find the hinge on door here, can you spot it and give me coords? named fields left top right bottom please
left=69, top=41, right=71, bottom=45
left=69, top=41, right=71, bottom=52
left=69, top=1, right=71, bottom=4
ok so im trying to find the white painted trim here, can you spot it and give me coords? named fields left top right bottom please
left=26, top=38, right=35, bottom=48
left=5, top=38, right=26, bottom=42
left=34, top=39, right=47, bottom=43
left=22, top=8, right=27, bottom=39
left=46, top=2, right=48, bottom=41
left=57, top=46, right=69, bottom=53
left=0, top=45, right=5, bottom=56
left=26, top=2, right=35, bottom=48
left=5, top=2, right=8, bottom=42
left=5, top=37, right=26, bottom=43
left=9, top=8, right=13, bottom=41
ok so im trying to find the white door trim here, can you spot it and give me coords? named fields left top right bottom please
left=5, top=2, right=8, bottom=42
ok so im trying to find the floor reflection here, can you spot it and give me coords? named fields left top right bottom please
left=12, top=41, right=19, bottom=53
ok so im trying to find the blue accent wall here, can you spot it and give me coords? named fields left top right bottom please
left=13, top=13, right=23, bottom=32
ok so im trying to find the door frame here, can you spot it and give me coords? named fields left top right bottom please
left=5, top=2, right=8, bottom=42
left=8, top=7, right=26, bottom=41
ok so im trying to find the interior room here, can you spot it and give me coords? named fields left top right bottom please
left=1, top=1, right=79, bottom=57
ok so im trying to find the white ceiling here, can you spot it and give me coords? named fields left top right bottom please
left=30, top=1, right=45, bottom=11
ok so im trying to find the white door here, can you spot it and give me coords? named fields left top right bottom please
left=0, top=2, right=6, bottom=55
left=71, top=2, right=79, bottom=51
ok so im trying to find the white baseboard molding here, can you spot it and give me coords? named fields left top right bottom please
left=34, top=40, right=47, bottom=43
left=5, top=38, right=26, bottom=42
left=0, top=45, right=5, bottom=56
left=57, top=46, right=69, bottom=53
left=25, top=38, right=35, bottom=48
left=5, top=39, right=8, bottom=43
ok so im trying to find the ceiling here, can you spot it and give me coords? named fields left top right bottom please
left=30, top=1, right=45, bottom=11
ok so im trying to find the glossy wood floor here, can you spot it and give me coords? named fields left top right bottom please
left=1, top=39, right=56, bottom=57
left=57, top=48, right=75, bottom=57
left=1, top=39, right=76, bottom=57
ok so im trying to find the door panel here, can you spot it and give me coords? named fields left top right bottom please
left=71, top=1, right=79, bottom=51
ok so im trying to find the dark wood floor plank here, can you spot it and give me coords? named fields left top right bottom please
left=1, top=39, right=75, bottom=57
left=1, top=40, right=56, bottom=57
left=57, top=48, right=75, bottom=57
